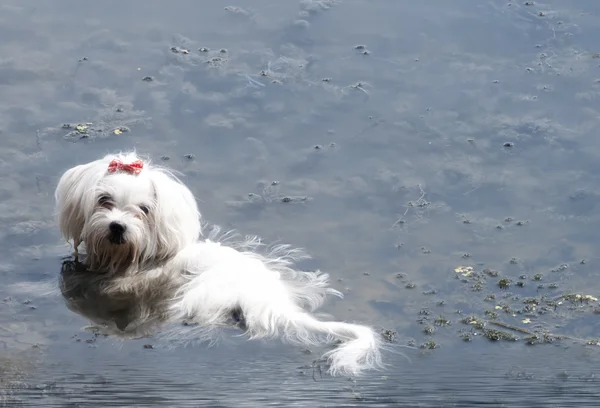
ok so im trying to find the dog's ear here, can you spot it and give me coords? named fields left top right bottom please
left=55, top=160, right=104, bottom=246
left=148, top=169, right=201, bottom=258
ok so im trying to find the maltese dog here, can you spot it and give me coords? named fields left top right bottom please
left=54, top=151, right=384, bottom=376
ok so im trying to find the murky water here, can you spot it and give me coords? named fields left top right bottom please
left=2, top=0, right=600, bottom=406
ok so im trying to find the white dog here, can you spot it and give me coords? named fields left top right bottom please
left=54, top=151, right=384, bottom=376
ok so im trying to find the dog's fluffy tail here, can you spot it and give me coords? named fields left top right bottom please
left=169, top=240, right=384, bottom=376
left=269, top=310, right=384, bottom=377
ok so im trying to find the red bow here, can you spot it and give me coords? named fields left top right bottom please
left=107, top=159, right=144, bottom=175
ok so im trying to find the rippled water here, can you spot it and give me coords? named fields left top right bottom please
left=2, top=0, right=600, bottom=406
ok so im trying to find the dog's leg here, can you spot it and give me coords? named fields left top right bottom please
left=73, top=238, right=80, bottom=262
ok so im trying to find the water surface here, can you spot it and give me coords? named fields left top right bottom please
left=2, top=0, right=600, bottom=406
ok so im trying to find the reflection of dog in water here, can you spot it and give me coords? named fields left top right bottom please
left=59, top=259, right=177, bottom=339
left=55, top=151, right=383, bottom=376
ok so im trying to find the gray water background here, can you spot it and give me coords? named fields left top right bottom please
left=2, top=0, right=600, bottom=406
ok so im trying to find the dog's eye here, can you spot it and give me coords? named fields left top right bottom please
left=139, top=205, right=149, bottom=215
left=98, top=195, right=112, bottom=207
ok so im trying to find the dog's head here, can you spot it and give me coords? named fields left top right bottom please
left=55, top=152, right=201, bottom=272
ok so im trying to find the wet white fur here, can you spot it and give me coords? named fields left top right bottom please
left=55, top=151, right=384, bottom=376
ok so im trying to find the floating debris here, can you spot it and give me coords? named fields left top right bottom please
left=434, top=315, right=450, bottom=327
left=485, top=310, right=499, bottom=319
left=461, top=316, right=486, bottom=330
left=205, top=56, right=226, bottom=66
left=498, top=279, right=511, bottom=289
left=551, top=264, right=568, bottom=273
left=484, top=329, right=518, bottom=342
left=170, top=46, right=190, bottom=54
left=562, top=293, right=598, bottom=304
left=455, top=266, right=474, bottom=277
left=280, top=196, right=308, bottom=204
left=483, top=268, right=499, bottom=277
left=525, top=333, right=556, bottom=345
left=381, top=329, right=397, bottom=343
left=420, top=341, right=438, bottom=349
left=112, top=126, right=130, bottom=135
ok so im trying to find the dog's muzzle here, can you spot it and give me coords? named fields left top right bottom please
left=108, top=221, right=127, bottom=245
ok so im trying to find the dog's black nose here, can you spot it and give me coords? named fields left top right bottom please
left=108, top=221, right=126, bottom=237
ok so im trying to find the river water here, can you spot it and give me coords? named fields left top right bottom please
left=1, top=1, right=600, bottom=406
